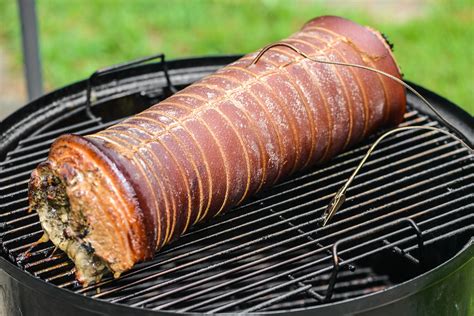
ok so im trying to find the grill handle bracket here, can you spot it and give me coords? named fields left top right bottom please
left=85, top=53, right=177, bottom=120
left=322, top=217, right=426, bottom=302
left=383, top=218, right=426, bottom=269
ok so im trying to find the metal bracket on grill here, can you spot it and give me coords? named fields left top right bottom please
left=322, top=218, right=426, bottom=302
left=85, top=53, right=177, bottom=120
left=383, top=218, right=426, bottom=268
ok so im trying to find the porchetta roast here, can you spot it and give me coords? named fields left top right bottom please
left=29, top=16, right=406, bottom=285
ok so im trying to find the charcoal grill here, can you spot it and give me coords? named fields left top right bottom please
left=0, top=55, right=473, bottom=315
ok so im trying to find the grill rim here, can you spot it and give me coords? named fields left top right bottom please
left=1, top=240, right=472, bottom=316
left=0, top=55, right=473, bottom=315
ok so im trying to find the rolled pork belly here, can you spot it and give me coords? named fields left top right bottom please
left=29, top=16, right=406, bottom=285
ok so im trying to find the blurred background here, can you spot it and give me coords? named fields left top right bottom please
left=0, top=0, right=472, bottom=121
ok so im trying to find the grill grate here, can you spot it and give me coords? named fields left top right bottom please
left=1, top=94, right=473, bottom=313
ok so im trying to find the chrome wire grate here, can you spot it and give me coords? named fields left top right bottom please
left=1, top=96, right=473, bottom=313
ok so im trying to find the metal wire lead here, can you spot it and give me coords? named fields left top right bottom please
left=250, top=42, right=473, bottom=226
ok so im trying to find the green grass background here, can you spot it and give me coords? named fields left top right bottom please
left=0, top=0, right=472, bottom=114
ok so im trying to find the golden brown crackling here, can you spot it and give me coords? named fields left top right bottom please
left=233, top=88, right=282, bottom=188
left=86, top=132, right=164, bottom=252
left=146, top=101, right=212, bottom=221
left=251, top=50, right=307, bottom=174
left=224, top=66, right=286, bottom=186
left=296, top=35, right=370, bottom=141
left=124, top=113, right=196, bottom=236
left=196, top=73, right=298, bottom=180
left=308, top=23, right=405, bottom=130
left=134, top=110, right=206, bottom=226
left=178, top=90, right=252, bottom=206
left=244, top=81, right=295, bottom=181
left=258, top=50, right=318, bottom=171
left=283, top=54, right=334, bottom=164
left=291, top=33, right=366, bottom=148
left=101, top=44, right=328, bottom=157
left=143, top=104, right=216, bottom=222
left=178, top=115, right=228, bottom=219
left=165, top=92, right=238, bottom=217
left=304, top=26, right=387, bottom=134
left=262, top=38, right=347, bottom=160
left=299, top=26, right=385, bottom=134
left=90, top=131, right=173, bottom=247
left=216, top=100, right=264, bottom=203
left=89, top=134, right=161, bottom=249
left=152, top=99, right=224, bottom=221
left=213, top=68, right=280, bottom=190
left=199, top=75, right=268, bottom=194
left=99, top=127, right=183, bottom=245
left=280, top=37, right=354, bottom=152
left=136, top=130, right=194, bottom=238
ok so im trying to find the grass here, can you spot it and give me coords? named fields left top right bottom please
left=0, top=0, right=472, bottom=114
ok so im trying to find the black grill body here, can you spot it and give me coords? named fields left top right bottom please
left=0, top=55, right=473, bottom=316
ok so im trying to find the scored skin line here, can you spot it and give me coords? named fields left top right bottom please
left=284, top=51, right=334, bottom=165
left=199, top=75, right=268, bottom=195
left=244, top=59, right=305, bottom=176
left=135, top=109, right=213, bottom=223
left=303, top=26, right=386, bottom=61
left=98, top=34, right=360, bottom=238
left=237, top=63, right=304, bottom=177
left=90, top=133, right=171, bottom=248
left=109, top=120, right=194, bottom=236
left=110, top=109, right=212, bottom=230
left=275, top=62, right=318, bottom=171
left=305, top=25, right=392, bottom=128
left=93, top=125, right=169, bottom=246
left=116, top=113, right=209, bottom=237
left=193, top=111, right=230, bottom=217
left=90, top=132, right=169, bottom=247
left=223, top=66, right=286, bottom=187
left=296, top=33, right=370, bottom=141
left=263, top=45, right=335, bottom=164
left=132, top=110, right=207, bottom=225
left=282, top=37, right=354, bottom=152
left=138, top=127, right=194, bottom=236
left=243, top=38, right=347, bottom=164
left=301, top=34, right=370, bottom=141
left=190, top=81, right=263, bottom=204
left=258, top=51, right=318, bottom=172
left=107, top=55, right=305, bottom=200
left=212, top=67, right=288, bottom=186
left=292, top=33, right=370, bottom=144
left=164, top=94, right=231, bottom=218
left=98, top=127, right=193, bottom=244
left=108, top=36, right=348, bottom=160
left=173, top=91, right=252, bottom=207
left=174, top=92, right=233, bottom=217
left=149, top=101, right=231, bottom=221
left=286, top=36, right=356, bottom=149
left=101, top=129, right=178, bottom=246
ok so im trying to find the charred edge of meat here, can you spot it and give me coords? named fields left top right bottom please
left=380, top=32, right=395, bottom=51
left=29, top=164, right=109, bottom=286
